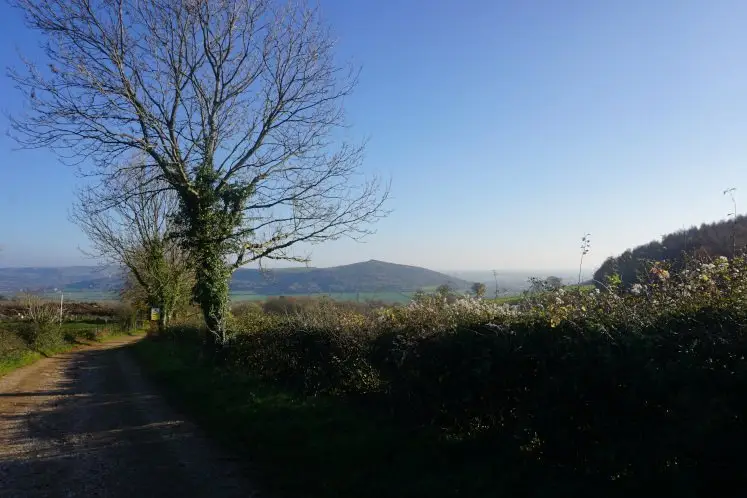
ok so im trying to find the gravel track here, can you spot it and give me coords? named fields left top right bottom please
left=0, top=336, right=260, bottom=498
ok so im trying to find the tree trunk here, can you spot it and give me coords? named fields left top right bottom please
left=193, top=249, right=232, bottom=346
left=179, top=169, right=237, bottom=347
left=157, top=304, right=169, bottom=334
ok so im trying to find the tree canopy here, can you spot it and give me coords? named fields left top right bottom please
left=10, top=0, right=388, bottom=343
left=594, top=215, right=747, bottom=286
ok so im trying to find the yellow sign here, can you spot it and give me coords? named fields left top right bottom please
left=150, top=307, right=161, bottom=321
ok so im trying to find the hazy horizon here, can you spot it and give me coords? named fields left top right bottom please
left=3, top=1, right=747, bottom=270
left=0, top=259, right=582, bottom=275
left=0, top=261, right=592, bottom=296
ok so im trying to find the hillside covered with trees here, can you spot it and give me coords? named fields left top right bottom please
left=594, top=215, right=747, bottom=286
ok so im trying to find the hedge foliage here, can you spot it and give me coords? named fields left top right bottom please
left=172, top=256, right=747, bottom=492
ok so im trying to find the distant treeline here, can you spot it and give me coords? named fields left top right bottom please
left=594, top=214, right=747, bottom=286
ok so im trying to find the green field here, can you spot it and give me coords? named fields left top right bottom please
left=33, top=288, right=529, bottom=305
left=29, top=289, right=417, bottom=304
left=229, top=291, right=415, bottom=304
left=38, top=290, right=121, bottom=302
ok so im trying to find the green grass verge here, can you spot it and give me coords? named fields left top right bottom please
left=132, top=338, right=522, bottom=498
left=0, top=322, right=144, bottom=378
left=0, top=337, right=94, bottom=377
left=492, top=294, right=523, bottom=305
left=0, top=349, right=43, bottom=377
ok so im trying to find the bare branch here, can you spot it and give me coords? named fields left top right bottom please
left=70, top=159, right=194, bottom=326
left=11, top=0, right=388, bottom=342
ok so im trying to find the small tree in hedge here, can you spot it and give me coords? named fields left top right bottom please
left=471, top=282, right=487, bottom=298
left=72, top=166, right=193, bottom=333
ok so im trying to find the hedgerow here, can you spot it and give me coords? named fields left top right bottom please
left=165, top=256, right=747, bottom=491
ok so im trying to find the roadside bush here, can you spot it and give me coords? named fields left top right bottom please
left=262, top=296, right=315, bottom=315
left=261, top=295, right=390, bottom=317
left=230, top=301, right=377, bottom=394
left=114, top=302, right=141, bottom=332
left=230, top=301, right=276, bottom=335
left=374, top=294, right=515, bottom=334
left=168, top=305, right=207, bottom=328
left=162, top=257, right=747, bottom=492
left=0, top=327, right=27, bottom=356
left=81, top=326, right=110, bottom=341
left=11, top=322, right=65, bottom=351
left=19, top=293, right=62, bottom=327
left=231, top=324, right=378, bottom=395
left=9, top=294, right=66, bottom=350
left=0, top=326, right=37, bottom=375
left=366, top=258, right=747, bottom=490
left=373, top=307, right=747, bottom=489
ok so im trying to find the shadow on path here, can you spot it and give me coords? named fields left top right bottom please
left=0, top=338, right=259, bottom=498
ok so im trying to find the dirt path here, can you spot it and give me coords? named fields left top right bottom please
left=0, top=336, right=260, bottom=498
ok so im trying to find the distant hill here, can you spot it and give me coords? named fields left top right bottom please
left=230, top=260, right=469, bottom=294
left=0, top=266, right=120, bottom=293
left=594, top=215, right=747, bottom=286
left=0, top=260, right=468, bottom=297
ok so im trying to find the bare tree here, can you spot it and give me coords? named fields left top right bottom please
left=9, top=0, right=389, bottom=344
left=19, top=293, right=60, bottom=328
left=71, top=162, right=193, bottom=332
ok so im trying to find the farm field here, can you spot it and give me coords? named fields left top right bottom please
left=28, top=289, right=437, bottom=305
left=229, top=290, right=415, bottom=304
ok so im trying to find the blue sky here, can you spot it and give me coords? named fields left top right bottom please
left=2, top=0, right=747, bottom=271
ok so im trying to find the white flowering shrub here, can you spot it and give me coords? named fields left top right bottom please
left=374, top=294, right=516, bottom=334
left=512, top=256, right=747, bottom=332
